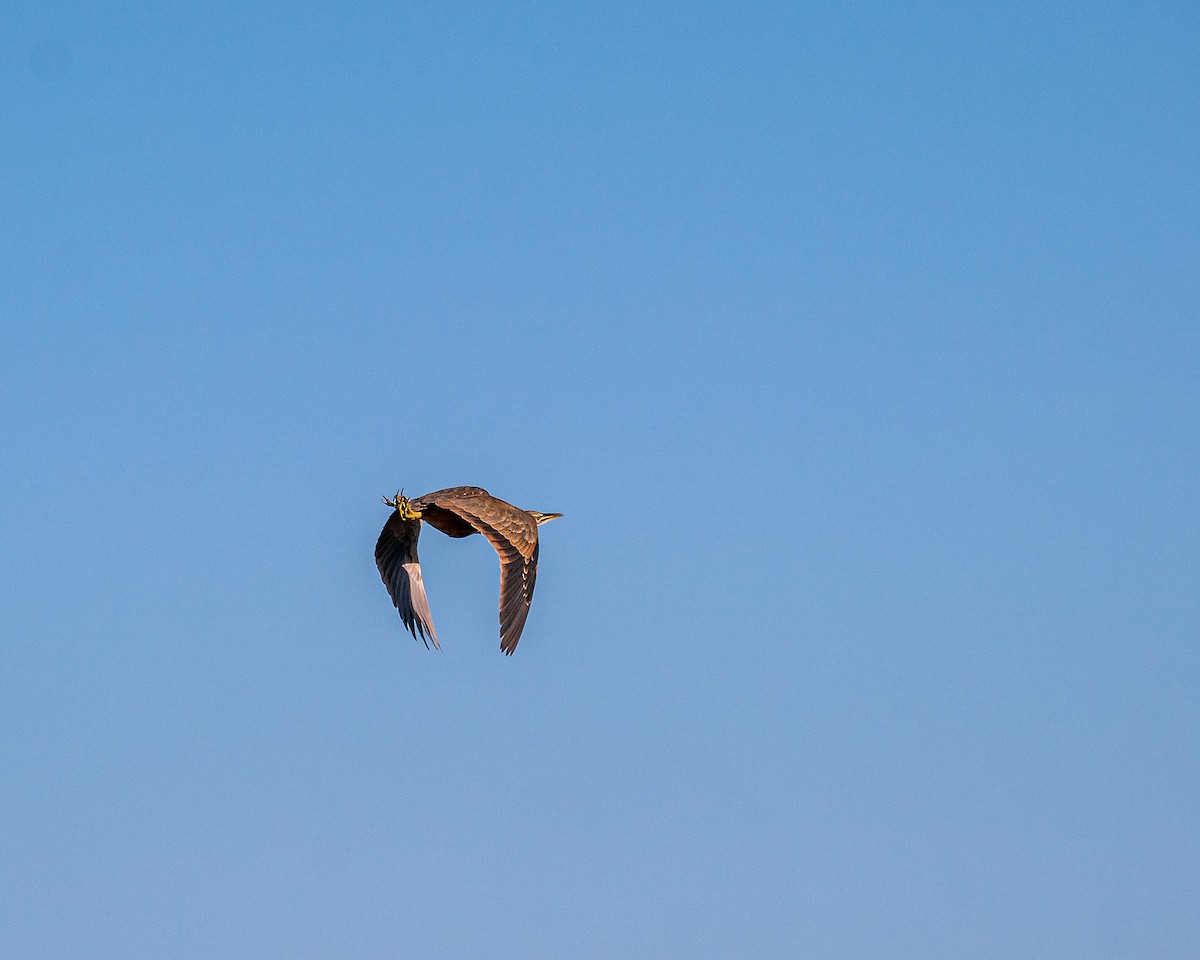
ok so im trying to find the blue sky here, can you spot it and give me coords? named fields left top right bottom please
left=2, top=1, right=1198, bottom=957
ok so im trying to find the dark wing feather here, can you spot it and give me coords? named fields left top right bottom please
left=417, top=504, right=478, bottom=538
left=413, top=489, right=540, bottom=655
left=374, top=512, right=440, bottom=649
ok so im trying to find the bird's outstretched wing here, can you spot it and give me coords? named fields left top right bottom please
left=375, top=512, right=440, bottom=649
left=412, top=487, right=540, bottom=655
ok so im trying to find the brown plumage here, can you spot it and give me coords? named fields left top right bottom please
left=374, top=486, right=562, bottom=655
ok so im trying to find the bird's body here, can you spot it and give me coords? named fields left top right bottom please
left=375, top=486, right=561, bottom=655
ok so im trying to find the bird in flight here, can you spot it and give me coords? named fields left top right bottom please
left=375, top=486, right=562, bottom=655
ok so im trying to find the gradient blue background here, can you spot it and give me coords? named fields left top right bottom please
left=3, top=2, right=1198, bottom=957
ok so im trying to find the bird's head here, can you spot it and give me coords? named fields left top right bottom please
left=382, top=490, right=423, bottom=520
left=529, top=511, right=563, bottom=526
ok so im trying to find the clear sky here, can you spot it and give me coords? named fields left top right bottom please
left=2, top=1, right=1197, bottom=957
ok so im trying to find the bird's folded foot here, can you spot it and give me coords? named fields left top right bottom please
left=383, top=490, right=423, bottom=519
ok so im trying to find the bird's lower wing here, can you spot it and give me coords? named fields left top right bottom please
left=375, top=513, right=440, bottom=649
left=497, top=540, right=537, bottom=656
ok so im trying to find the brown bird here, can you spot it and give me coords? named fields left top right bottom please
left=375, top=486, right=562, bottom=655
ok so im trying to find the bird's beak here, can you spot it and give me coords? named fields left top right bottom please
left=532, top=512, right=563, bottom=525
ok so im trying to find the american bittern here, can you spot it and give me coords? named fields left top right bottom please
left=375, top=486, right=562, bottom=655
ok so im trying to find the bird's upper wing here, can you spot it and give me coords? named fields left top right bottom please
left=375, top=511, right=440, bottom=649
left=412, top=489, right=539, bottom=655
